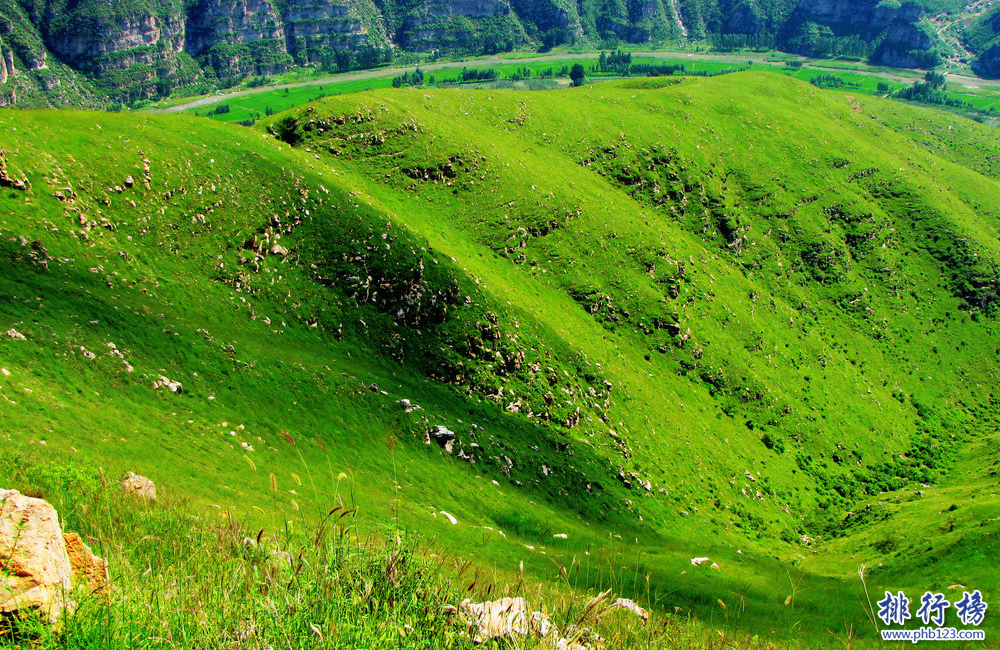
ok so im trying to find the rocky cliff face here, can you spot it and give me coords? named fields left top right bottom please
left=284, top=0, right=387, bottom=63
left=185, top=0, right=291, bottom=76
left=872, top=17, right=933, bottom=67
left=393, top=0, right=526, bottom=51
left=45, top=12, right=186, bottom=72
left=0, top=0, right=102, bottom=107
left=185, top=0, right=285, bottom=58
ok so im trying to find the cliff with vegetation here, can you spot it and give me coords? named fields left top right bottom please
left=963, top=4, right=1000, bottom=78
left=0, top=0, right=960, bottom=106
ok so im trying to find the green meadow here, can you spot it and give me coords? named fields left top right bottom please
left=2, top=71, right=999, bottom=647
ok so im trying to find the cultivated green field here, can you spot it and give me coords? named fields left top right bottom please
left=2, top=72, right=999, bottom=647
left=184, top=53, right=1000, bottom=132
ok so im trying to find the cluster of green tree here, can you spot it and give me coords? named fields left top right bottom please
left=200, top=40, right=293, bottom=80
left=808, top=74, right=858, bottom=89
left=509, top=66, right=533, bottom=81
left=972, top=43, right=1000, bottom=78
left=538, top=27, right=575, bottom=51
left=903, top=48, right=942, bottom=69
left=892, top=70, right=969, bottom=108
left=594, top=51, right=684, bottom=78
left=783, top=22, right=874, bottom=59
left=245, top=75, right=272, bottom=88
left=597, top=49, right=632, bottom=74
left=708, top=32, right=777, bottom=52
left=630, top=62, right=685, bottom=76
left=460, top=67, right=499, bottom=83
left=318, top=46, right=395, bottom=74
left=391, top=67, right=425, bottom=87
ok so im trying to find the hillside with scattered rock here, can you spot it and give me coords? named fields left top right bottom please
left=1, top=73, right=999, bottom=645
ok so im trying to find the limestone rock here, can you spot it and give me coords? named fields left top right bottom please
left=0, top=489, right=73, bottom=622
left=154, top=375, right=183, bottom=393
left=120, top=472, right=156, bottom=500
left=0, top=489, right=108, bottom=627
left=426, top=425, right=456, bottom=453
left=459, top=597, right=534, bottom=643
left=62, top=533, right=110, bottom=598
left=612, top=597, right=649, bottom=621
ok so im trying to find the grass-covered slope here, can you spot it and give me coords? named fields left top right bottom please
left=1, top=72, right=999, bottom=646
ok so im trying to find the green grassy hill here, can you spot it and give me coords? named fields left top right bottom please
left=1, top=72, right=999, bottom=647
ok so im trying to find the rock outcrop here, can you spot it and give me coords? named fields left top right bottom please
left=426, top=425, right=455, bottom=452
left=185, top=0, right=286, bottom=57
left=283, top=0, right=387, bottom=64
left=185, top=0, right=292, bottom=75
left=2, top=48, right=14, bottom=78
left=454, top=591, right=644, bottom=648
left=45, top=12, right=186, bottom=74
left=0, top=489, right=109, bottom=625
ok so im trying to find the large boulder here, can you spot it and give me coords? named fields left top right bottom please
left=459, top=597, right=549, bottom=643
left=120, top=472, right=156, bottom=500
left=426, top=425, right=456, bottom=453
left=0, top=489, right=109, bottom=625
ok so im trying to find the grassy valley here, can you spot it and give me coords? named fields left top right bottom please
left=2, top=72, right=999, bottom=647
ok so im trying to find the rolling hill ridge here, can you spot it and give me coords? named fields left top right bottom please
left=1, top=72, right=999, bottom=645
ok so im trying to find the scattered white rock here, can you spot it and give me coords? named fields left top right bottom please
left=155, top=376, right=182, bottom=393
left=457, top=597, right=549, bottom=644
left=612, top=597, right=650, bottom=621
left=690, top=557, right=711, bottom=566
left=439, top=511, right=457, bottom=525
left=5, top=329, right=25, bottom=340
